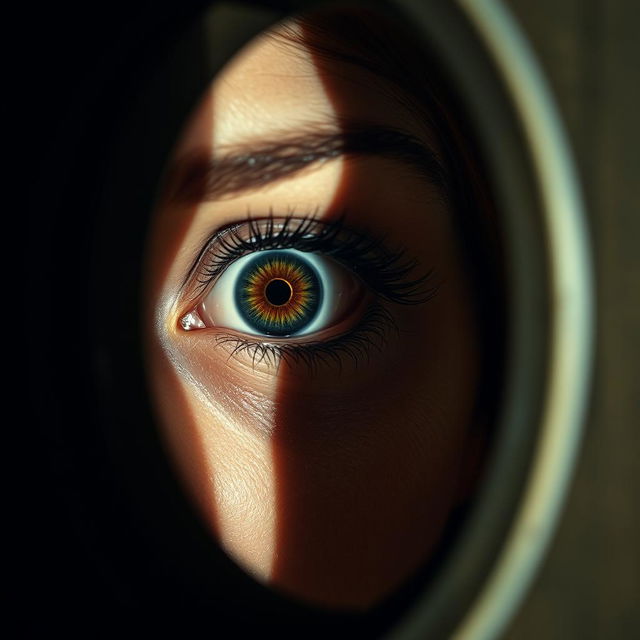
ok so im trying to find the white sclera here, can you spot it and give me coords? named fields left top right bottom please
left=198, top=249, right=360, bottom=337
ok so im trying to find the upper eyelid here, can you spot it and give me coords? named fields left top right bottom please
left=181, top=213, right=369, bottom=295
left=181, top=213, right=330, bottom=295
left=179, top=214, right=437, bottom=308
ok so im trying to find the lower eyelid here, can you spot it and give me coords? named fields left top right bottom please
left=184, top=248, right=370, bottom=339
left=181, top=288, right=370, bottom=342
left=203, top=300, right=397, bottom=374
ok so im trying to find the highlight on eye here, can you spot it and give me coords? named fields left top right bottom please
left=178, top=214, right=438, bottom=369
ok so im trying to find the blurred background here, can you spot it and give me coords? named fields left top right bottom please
left=502, top=1, right=639, bottom=637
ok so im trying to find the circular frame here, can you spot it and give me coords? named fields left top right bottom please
left=32, top=0, right=593, bottom=635
left=387, top=1, right=594, bottom=638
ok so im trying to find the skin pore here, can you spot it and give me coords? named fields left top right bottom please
left=144, top=11, right=482, bottom=610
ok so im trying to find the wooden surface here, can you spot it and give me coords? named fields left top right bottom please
left=503, top=1, right=639, bottom=637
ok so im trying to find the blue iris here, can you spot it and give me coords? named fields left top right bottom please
left=234, top=250, right=322, bottom=336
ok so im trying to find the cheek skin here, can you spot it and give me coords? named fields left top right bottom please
left=264, top=261, right=478, bottom=607
left=143, top=159, right=479, bottom=606
left=146, top=332, right=280, bottom=575
left=145, top=236, right=478, bottom=608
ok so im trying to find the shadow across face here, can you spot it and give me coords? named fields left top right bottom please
left=267, top=9, right=504, bottom=610
left=144, top=4, right=506, bottom=617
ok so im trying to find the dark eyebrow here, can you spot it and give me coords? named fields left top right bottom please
left=163, top=122, right=447, bottom=203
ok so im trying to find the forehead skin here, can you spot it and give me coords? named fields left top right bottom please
left=145, top=14, right=479, bottom=610
left=210, top=23, right=436, bottom=146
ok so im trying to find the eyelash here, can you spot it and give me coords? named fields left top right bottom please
left=214, top=304, right=396, bottom=373
left=183, top=211, right=437, bottom=369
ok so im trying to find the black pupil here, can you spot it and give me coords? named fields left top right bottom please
left=265, top=279, right=292, bottom=306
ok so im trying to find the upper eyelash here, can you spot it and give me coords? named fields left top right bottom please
left=188, top=210, right=438, bottom=305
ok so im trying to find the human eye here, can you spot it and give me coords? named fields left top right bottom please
left=177, top=213, right=435, bottom=371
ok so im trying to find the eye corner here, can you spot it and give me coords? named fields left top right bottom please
left=178, top=309, right=206, bottom=332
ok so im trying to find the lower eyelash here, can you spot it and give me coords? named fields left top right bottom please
left=212, top=303, right=397, bottom=374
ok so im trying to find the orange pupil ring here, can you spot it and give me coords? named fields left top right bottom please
left=263, top=278, right=293, bottom=307
left=236, top=252, right=321, bottom=336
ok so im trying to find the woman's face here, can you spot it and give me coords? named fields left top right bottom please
left=144, top=12, right=483, bottom=610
